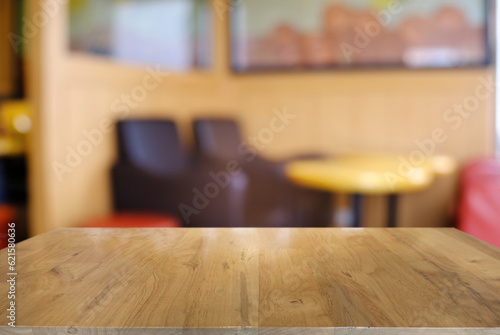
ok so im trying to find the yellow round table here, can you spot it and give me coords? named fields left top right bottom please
left=286, top=154, right=457, bottom=227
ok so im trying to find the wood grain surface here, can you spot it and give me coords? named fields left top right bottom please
left=0, top=228, right=499, bottom=334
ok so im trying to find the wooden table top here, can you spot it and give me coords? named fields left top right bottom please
left=1, top=228, right=499, bottom=334
left=286, top=154, right=457, bottom=194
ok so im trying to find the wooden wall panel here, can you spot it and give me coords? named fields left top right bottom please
left=0, top=0, right=15, bottom=97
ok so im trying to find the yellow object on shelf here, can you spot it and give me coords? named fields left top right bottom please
left=286, top=154, right=455, bottom=195
left=1, top=100, right=31, bottom=135
left=0, top=100, right=31, bottom=156
left=0, top=136, right=23, bottom=156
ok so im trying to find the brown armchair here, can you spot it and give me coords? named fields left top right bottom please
left=192, top=118, right=331, bottom=227
left=112, top=119, right=247, bottom=227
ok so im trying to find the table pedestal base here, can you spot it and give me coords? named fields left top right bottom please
left=350, top=194, right=398, bottom=228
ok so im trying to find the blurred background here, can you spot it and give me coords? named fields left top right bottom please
left=0, top=0, right=498, bottom=246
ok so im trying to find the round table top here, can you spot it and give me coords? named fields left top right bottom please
left=285, top=154, right=457, bottom=195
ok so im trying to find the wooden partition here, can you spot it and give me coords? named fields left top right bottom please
left=27, top=0, right=496, bottom=235
left=0, top=0, right=16, bottom=97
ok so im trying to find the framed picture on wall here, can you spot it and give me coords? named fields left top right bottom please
left=230, top=0, right=490, bottom=72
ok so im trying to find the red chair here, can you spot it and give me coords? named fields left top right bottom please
left=83, top=213, right=180, bottom=228
left=458, top=158, right=500, bottom=248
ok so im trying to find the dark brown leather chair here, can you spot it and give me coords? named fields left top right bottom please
left=112, top=119, right=247, bottom=227
left=192, top=118, right=331, bottom=227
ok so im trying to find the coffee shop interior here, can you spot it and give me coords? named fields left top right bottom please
left=0, top=0, right=499, bottom=248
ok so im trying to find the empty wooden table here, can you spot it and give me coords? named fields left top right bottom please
left=1, top=227, right=499, bottom=334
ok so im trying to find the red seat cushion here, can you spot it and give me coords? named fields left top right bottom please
left=83, top=213, right=180, bottom=228
left=0, top=205, right=16, bottom=249
left=458, top=159, right=500, bottom=248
